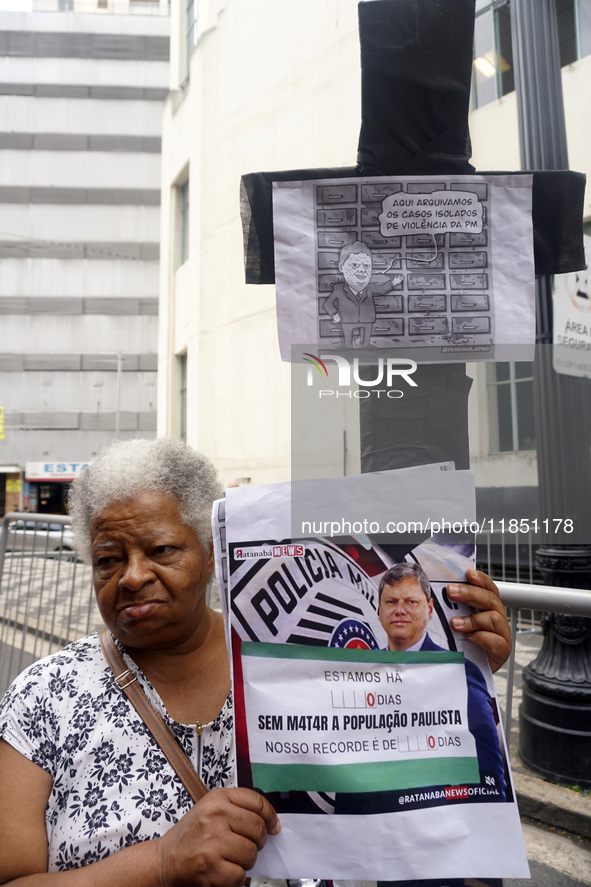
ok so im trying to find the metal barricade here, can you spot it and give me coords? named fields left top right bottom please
left=2, top=515, right=590, bottom=758
left=497, top=581, right=591, bottom=755
left=477, top=532, right=543, bottom=633
left=0, top=512, right=101, bottom=696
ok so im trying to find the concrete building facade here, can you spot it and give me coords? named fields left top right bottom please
left=0, top=6, right=169, bottom=513
left=157, top=0, right=591, bottom=504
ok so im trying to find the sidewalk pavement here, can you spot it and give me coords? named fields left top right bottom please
left=494, top=632, right=591, bottom=842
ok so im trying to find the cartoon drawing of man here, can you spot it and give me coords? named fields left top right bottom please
left=325, top=241, right=377, bottom=347
left=326, top=241, right=403, bottom=347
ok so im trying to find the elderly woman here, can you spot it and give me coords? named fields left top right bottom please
left=0, top=438, right=511, bottom=887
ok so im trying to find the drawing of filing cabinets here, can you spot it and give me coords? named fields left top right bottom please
left=408, top=317, right=449, bottom=335
left=449, top=251, right=487, bottom=269
left=405, top=234, right=445, bottom=248
left=361, top=206, right=381, bottom=227
left=317, top=185, right=358, bottom=204
left=318, top=251, right=342, bottom=271
left=408, top=272, right=446, bottom=290
left=317, top=207, right=357, bottom=227
left=318, top=319, right=345, bottom=342
left=318, top=274, right=341, bottom=292
left=371, top=318, right=405, bottom=338
left=451, top=294, right=490, bottom=312
left=449, top=231, right=487, bottom=247
left=362, top=231, right=402, bottom=249
left=317, top=230, right=357, bottom=250
left=374, top=296, right=404, bottom=314
left=408, top=295, right=447, bottom=312
left=451, top=316, right=491, bottom=334
left=371, top=251, right=401, bottom=273
left=406, top=252, right=445, bottom=269
left=361, top=183, right=403, bottom=202
left=450, top=273, right=488, bottom=289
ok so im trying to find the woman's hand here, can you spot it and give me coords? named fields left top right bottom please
left=158, top=787, right=280, bottom=887
left=447, top=568, right=511, bottom=673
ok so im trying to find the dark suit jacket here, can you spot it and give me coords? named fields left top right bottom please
left=420, top=633, right=506, bottom=798
left=335, top=633, right=506, bottom=815
left=326, top=282, right=376, bottom=324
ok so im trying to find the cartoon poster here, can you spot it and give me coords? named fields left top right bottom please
left=272, top=174, right=535, bottom=362
left=553, top=232, right=591, bottom=377
left=212, top=469, right=529, bottom=882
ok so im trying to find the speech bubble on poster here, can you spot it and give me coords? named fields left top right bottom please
left=379, top=190, right=483, bottom=236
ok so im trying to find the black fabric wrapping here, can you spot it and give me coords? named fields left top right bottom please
left=359, top=363, right=473, bottom=472
left=240, top=0, right=585, bottom=284
left=529, top=169, right=586, bottom=275
left=241, top=166, right=356, bottom=286
left=240, top=168, right=586, bottom=286
left=355, top=0, right=476, bottom=176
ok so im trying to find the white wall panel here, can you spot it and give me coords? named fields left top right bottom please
left=0, top=57, right=169, bottom=89
left=0, top=96, right=164, bottom=136
left=0, top=150, right=161, bottom=189
left=0, top=370, right=157, bottom=411
left=0, top=315, right=158, bottom=353
left=2, top=428, right=155, bottom=465
left=0, top=257, right=159, bottom=297
left=1, top=10, right=169, bottom=37
left=1, top=204, right=160, bottom=242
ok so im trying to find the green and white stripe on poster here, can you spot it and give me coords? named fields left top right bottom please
left=239, top=642, right=479, bottom=794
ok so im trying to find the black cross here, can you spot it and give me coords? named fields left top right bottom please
left=240, top=0, right=585, bottom=472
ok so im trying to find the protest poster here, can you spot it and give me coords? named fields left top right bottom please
left=213, top=468, right=529, bottom=882
left=272, top=174, right=535, bottom=363
left=237, top=643, right=479, bottom=794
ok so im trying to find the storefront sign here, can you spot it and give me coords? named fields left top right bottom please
left=25, top=462, right=90, bottom=481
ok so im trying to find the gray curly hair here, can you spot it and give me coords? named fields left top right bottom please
left=68, top=438, right=224, bottom=559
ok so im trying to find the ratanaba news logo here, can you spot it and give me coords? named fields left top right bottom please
left=303, top=353, right=418, bottom=399
left=234, top=544, right=305, bottom=560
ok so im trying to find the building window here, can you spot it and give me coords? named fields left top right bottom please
left=579, top=0, right=591, bottom=55
left=179, top=179, right=189, bottom=266
left=179, top=353, right=187, bottom=441
left=487, top=361, right=536, bottom=452
left=472, top=0, right=590, bottom=109
left=185, top=0, right=198, bottom=77
left=472, top=1, right=514, bottom=108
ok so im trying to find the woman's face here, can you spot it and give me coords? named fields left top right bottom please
left=90, top=491, right=214, bottom=651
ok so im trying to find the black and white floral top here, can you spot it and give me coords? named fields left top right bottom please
left=0, top=632, right=234, bottom=871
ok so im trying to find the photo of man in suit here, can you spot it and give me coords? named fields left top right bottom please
left=336, top=562, right=506, bottom=818
left=380, top=562, right=506, bottom=798
left=369, top=564, right=505, bottom=887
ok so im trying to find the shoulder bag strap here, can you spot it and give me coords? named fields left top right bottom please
left=99, top=627, right=209, bottom=803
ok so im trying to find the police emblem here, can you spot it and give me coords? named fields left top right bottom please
left=329, top=618, right=380, bottom=650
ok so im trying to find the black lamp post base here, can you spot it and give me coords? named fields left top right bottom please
left=520, top=676, right=591, bottom=789
left=518, top=547, right=591, bottom=788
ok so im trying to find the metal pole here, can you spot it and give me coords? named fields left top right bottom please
left=511, top=0, right=591, bottom=788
